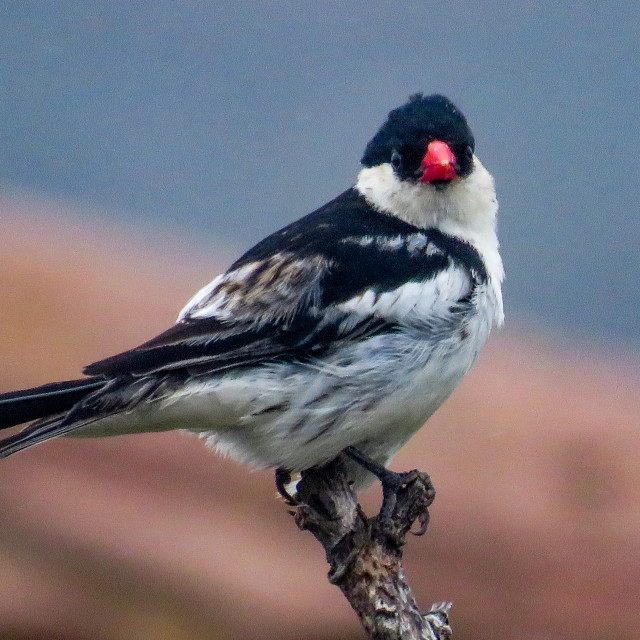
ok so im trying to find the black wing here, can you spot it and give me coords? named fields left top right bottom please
left=85, top=189, right=486, bottom=378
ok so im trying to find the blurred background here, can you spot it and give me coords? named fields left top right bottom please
left=1, top=2, right=639, bottom=639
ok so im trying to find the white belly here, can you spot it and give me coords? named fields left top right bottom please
left=171, top=301, right=493, bottom=477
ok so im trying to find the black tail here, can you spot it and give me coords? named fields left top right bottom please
left=0, top=378, right=105, bottom=430
left=0, top=414, right=86, bottom=458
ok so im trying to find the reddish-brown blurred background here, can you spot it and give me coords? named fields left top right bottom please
left=1, top=199, right=639, bottom=640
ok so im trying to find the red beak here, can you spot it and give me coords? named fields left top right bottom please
left=419, top=140, right=457, bottom=183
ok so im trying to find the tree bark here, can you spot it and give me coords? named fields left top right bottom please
left=293, top=459, right=452, bottom=640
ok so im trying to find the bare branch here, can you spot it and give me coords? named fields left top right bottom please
left=293, top=459, right=452, bottom=640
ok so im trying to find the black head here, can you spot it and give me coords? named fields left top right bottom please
left=361, top=94, right=475, bottom=184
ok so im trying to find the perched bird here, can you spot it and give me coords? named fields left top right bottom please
left=0, top=94, right=503, bottom=508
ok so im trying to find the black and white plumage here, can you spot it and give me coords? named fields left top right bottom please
left=0, top=94, right=504, bottom=488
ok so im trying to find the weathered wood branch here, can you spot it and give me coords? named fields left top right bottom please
left=293, top=459, right=452, bottom=640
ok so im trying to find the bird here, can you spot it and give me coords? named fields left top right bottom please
left=0, top=94, right=503, bottom=512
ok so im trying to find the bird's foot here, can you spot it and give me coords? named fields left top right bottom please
left=343, top=446, right=435, bottom=535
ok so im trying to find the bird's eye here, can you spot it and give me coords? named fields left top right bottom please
left=390, top=150, right=402, bottom=170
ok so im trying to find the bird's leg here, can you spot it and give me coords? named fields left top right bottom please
left=343, top=446, right=435, bottom=533
left=275, top=467, right=299, bottom=505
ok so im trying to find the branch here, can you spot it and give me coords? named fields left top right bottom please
left=292, top=458, right=452, bottom=640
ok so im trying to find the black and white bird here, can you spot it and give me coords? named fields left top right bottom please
left=0, top=94, right=503, bottom=503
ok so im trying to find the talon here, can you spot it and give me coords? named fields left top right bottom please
left=275, top=467, right=299, bottom=505
left=343, top=447, right=433, bottom=524
left=412, top=510, right=430, bottom=536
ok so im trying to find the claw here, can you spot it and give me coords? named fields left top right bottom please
left=412, top=509, right=430, bottom=536
left=343, top=447, right=434, bottom=529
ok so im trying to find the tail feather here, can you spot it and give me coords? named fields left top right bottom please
left=0, top=415, right=85, bottom=459
left=0, top=378, right=104, bottom=430
left=0, top=378, right=106, bottom=458
left=0, top=375, right=177, bottom=458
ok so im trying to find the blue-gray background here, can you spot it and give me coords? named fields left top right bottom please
left=2, top=1, right=639, bottom=349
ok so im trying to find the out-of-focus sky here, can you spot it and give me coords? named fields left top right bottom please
left=1, top=1, right=639, bottom=348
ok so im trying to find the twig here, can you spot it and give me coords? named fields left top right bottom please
left=293, top=458, right=452, bottom=640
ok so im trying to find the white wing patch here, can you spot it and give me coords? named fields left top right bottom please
left=337, top=264, right=471, bottom=326
left=340, top=232, right=433, bottom=255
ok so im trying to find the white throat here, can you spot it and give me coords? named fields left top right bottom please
left=355, top=157, right=504, bottom=324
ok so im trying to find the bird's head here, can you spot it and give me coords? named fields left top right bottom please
left=361, top=93, right=475, bottom=188
left=356, top=94, right=497, bottom=237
